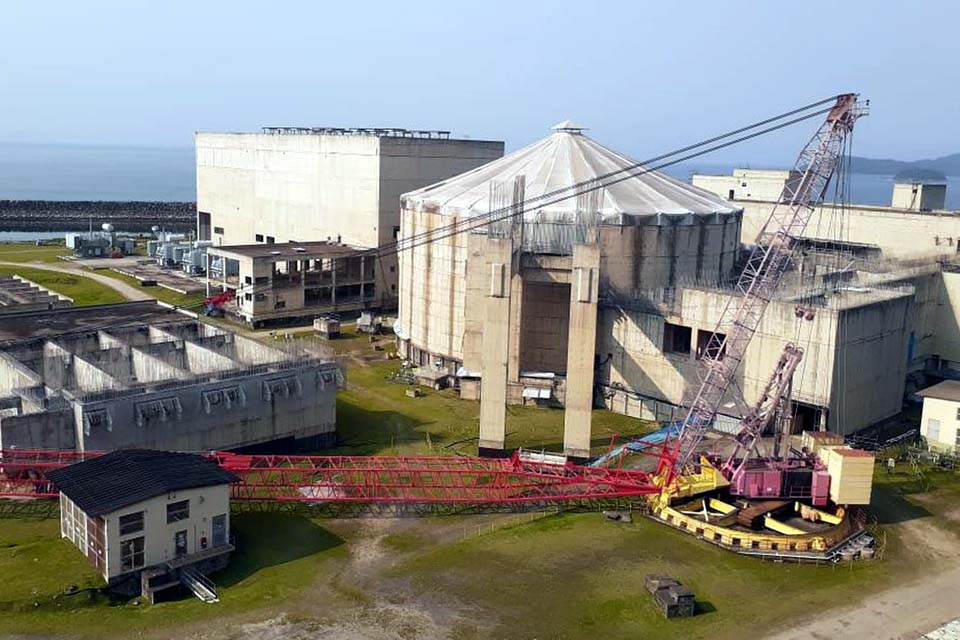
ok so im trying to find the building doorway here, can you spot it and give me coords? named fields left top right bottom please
left=175, top=529, right=188, bottom=558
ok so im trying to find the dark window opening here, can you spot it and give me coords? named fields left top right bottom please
left=728, top=189, right=735, bottom=200
left=118, top=511, right=144, bottom=536
left=393, top=225, right=401, bottom=240
left=255, top=234, right=264, bottom=242
left=266, top=236, right=275, bottom=244
left=213, top=226, right=224, bottom=235
left=275, top=300, right=286, bottom=309
left=696, top=330, right=726, bottom=360
left=663, top=322, right=692, bottom=355
left=166, top=499, right=189, bottom=524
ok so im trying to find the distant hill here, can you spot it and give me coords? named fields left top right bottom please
left=851, top=152, right=960, bottom=177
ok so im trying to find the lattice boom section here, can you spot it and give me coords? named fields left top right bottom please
left=0, top=450, right=660, bottom=504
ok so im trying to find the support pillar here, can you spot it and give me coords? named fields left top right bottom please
left=478, top=235, right=514, bottom=456
left=563, top=243, right=600, bottom=460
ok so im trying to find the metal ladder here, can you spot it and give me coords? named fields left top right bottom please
left=179, top=566, right=219, bottom=603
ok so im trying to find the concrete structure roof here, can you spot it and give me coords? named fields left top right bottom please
left=47, top=450, right=238, bottom=517
left=401, top=122, right=739, bottom=221
left=918, top=379, right=960, bottom=402
left=0, top=301, right=177, bottom=343
left=209, top=241, right=360, bottom=261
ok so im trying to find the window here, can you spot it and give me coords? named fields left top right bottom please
left=266, top=236, right=275, bottom=244
left=212, top=514, right=227, bottom=547
left=120, top=537, right=145, bottom=572
left=244, top=276, right=252, bottom=284
left=696, top=330, right=726, bottom=360
left=663, top=322, right=692, bottom=355
left=955, top=407, right=960, bottom=421
left=255, top=234, right=264, bottom=242
left=928, top=418, right=941, bottom=442
left=728, top=189, right=735, bottom=200
left=393, top=225, right=401, bottom=240
left=214, top=226, right=224, bottom=235
left=274, top=300, right=286, bottom=309
left=166, top=499, right=189, bottom=524
left=390, top=265, right=396, bottom=273
left=119, top=511, right=144, bottom=536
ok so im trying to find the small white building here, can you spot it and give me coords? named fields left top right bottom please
left=917, top=380, right=960, bottom=452
left=47, top=449, right=238, bottom=600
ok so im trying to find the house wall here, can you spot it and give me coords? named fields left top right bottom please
left=102, top=485, right=230, bottom=581
left=920, top=396, right=960, bottom=451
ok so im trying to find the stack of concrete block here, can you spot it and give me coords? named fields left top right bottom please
left=645, top=575, right=696, bottom=619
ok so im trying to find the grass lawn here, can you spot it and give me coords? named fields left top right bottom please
left=89, top=268, right=205, bottom=309
left=0, top=242, right=71, bottom=264
left=390, top=511, right=888, bottom=640
left=334, top=358, right=653, bottom=457
left=0, top=512, right=348, bottom=636
left=0, top=266, right=125, bottom=306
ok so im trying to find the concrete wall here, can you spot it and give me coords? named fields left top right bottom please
left=398, top=209, right=742, bottom=366
left=75, top=364, right=338, bottom=452
left=519, top=282, right=570, bottom=373
left=0, top=409, right=75, bottom=449
left=598, top=287, right=913, bottom=434
left=920, top=396, right=960, bottom=451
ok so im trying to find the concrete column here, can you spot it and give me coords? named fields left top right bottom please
left=478, top=235, right=514, bottom=456
left=563, top=243, right=600, bottom=460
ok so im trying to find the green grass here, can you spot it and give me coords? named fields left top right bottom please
left=89, top=268, right=205, bottom=309
left=0, top=512, right=347, bottom=636
left=334, top=359, right=653, bottom=457
left=391, top=512, right=890, bottom=640
left=0, top=266, right=126, bottom=306
left=0, top=242, right=71, bottom=263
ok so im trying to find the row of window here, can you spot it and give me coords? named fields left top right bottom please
left=118, top=500, right=190, bottom=538
left=663, top=322, right=726, bottom=360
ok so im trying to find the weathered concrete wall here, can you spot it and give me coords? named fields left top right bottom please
left=519, top=281, right=570, bottom=373
left=920, top=395, right=960, bottom=452
left=76, top=364, right=339, bottom=452
left=0, top=409, right=75, bottom=449
left=738, top=200, right=960, bottom=259
left=598, top=287, right=913, bottom=434
left=196, top=132, right=502, bottom=300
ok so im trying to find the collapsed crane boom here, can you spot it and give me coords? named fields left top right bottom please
left=672, top=94, right=866, bottom=474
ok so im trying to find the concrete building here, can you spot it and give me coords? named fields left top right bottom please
left=917, top=380, right=960, bottom=452
left=207, top=240, right=376, bottom=328
left=397, top=122, right=741, bottom=456
left=195, top=127, right=504, bottom=304
left=48, top=450, right=237, bottom=601
left=397, top=125, right=960, bottom=449
left=0, top=301, right=340, bottom=452
left=692, top=169, right=960, bottom=259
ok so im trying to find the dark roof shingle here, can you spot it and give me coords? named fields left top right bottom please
left=47, top=450, right=238, bottom=517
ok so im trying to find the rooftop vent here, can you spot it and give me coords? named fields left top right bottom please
left=269, top=251, right=281, bottom=255
left=294, top=247, right=306, bottom=253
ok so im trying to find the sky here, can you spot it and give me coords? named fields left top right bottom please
left=2, top=0, right=958, bottom=165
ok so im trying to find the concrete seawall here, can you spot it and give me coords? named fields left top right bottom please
left=0, top=200, right=195, bottom=232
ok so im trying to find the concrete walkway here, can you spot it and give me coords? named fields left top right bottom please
left=0, top=260, right=153, bottom=301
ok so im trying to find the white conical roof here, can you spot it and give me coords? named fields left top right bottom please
left=402, top=123, right=739, bottom=222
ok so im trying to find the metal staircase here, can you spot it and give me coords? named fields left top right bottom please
left=179, top=565, right=219, bottom=603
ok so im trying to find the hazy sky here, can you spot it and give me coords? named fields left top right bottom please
left=2, top=1, right=957, bottom=164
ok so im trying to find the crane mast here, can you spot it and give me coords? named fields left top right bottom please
left=672, top=94, right=866, bottom=474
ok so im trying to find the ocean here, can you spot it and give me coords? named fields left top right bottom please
left=0, top=142, right=955, bottom=209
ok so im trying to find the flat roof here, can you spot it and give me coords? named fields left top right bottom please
left=918, top=380, right=960, bottom=403
left=209, top=241, right=362, bottom=260
left=0, top=301, right=182, bottom=343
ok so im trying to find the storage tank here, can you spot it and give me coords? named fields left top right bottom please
left=397, top=121, right=742, bottom=365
